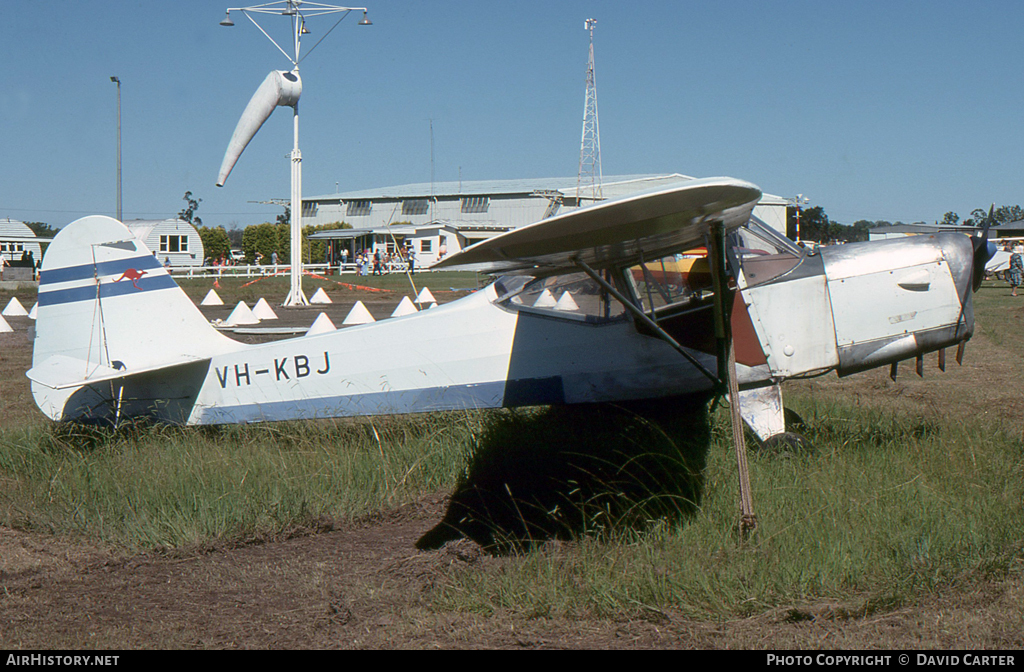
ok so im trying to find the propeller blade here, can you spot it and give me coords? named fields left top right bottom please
left=938, top=348, right=946, bottom=372
left=972, top=204, right=996, bottom=292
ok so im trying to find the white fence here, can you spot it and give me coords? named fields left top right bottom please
left=167, top=261, right=440, bottom=279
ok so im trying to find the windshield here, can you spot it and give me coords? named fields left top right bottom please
left=729, top=218, right=805, bottom=287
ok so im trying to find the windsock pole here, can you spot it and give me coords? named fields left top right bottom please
left=284, top=101, right=308, bottom=306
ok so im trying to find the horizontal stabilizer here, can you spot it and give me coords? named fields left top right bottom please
left=27, top=354, right=210, bottom=390
left=216, top=70, right=302, bottom=187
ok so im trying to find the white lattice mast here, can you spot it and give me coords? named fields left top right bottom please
left=576, top=18, right=603, bottom=206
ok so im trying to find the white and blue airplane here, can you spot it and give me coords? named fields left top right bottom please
left=26, top=176, right=989, bottom=444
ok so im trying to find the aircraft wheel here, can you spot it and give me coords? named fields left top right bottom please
left=756, top=431, right=814, bottom=457
left=784, top=408, right=807, bottom=432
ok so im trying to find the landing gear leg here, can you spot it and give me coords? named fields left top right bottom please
left=736, top=383, right=814, bottom=455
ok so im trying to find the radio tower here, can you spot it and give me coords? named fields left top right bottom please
left=576, top=18, right=603, bottom=206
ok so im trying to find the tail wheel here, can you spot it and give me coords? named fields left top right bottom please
left=758, top=431, right=814, bottom=456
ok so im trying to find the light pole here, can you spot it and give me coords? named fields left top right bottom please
left=218, top=1, right=371, bottom=307
left=110, top=76, right=122, bottom=222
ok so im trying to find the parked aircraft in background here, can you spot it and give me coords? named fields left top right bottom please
left=26, top=176, right=990, bottom=445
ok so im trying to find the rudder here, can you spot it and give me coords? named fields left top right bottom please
left=30, top=216, right=239, bottom=421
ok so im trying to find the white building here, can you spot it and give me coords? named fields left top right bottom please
left=0, top=218, right=44, bottom=266
left=125, top=219, right=205, bottom=267
left=303, top=174, right=789, bottom=268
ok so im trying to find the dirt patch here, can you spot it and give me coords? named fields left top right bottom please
left=1, top=494, right=1022, bottom=649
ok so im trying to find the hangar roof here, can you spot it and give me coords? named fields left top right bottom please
left=307, top=174, right=697, bottom=202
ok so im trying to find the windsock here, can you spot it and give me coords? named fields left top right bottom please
left=217, top=70, right=302, bottom=187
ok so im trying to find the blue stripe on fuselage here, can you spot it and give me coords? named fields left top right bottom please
left=192, top=382, right=510, bottom=425
left=38, top=273, right=178, bottom=307
left=39, top=255, right=164, bottom=286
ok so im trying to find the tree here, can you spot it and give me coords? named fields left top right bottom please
left=788, top=206, right=872, bottom=243
left=226, top=226, right=244, bottom=249
left=178, top=191, right=202, bottom=227
left=196, top=226, right=231, bottom=264
left=240, top=220, right=353, bottom=265
left=961, top=204, right=1024, bottom=227
left=25, top=221, right=59, bottom=255
left=939, top=211, right=960, bottom=226
left=241, top=222, right=286, bottom=264
left=789, top=206, right=831, bottom=242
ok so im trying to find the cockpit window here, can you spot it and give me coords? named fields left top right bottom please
left=626, top=250, right=713, bottom=314
left=496, top=272, right=624, bottom=321
left=729, top=218, right=805, bottom=287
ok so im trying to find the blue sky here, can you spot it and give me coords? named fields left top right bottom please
left=2, top=1, right=1022, bottom=230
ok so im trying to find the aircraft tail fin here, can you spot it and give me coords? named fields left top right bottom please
left=29, top=216, right=238, bottom=418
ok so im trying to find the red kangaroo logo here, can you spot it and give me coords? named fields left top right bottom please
left=115, top=268, right=147, bottom=290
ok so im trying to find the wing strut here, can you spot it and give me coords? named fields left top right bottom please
left=571, top=258, right=720, bottom=386
left=707, top=221, right=758, bottom=538
left=575, top=230, right=759, bottom=537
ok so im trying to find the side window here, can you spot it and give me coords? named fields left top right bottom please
left=626, top=250, right=712, bottom=314
left=496, top=273, right=625, bottom=321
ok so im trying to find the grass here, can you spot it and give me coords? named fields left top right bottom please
left=0, top=414, right=477, bottom=552
left=430, top=398, right=1024, bottom=619
left=0, top=277, right=1022, bottom=620
left=6, top=386, right=1007, bottom=621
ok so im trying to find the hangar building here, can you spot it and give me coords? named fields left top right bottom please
left=303, top=174, right=789, bottom=268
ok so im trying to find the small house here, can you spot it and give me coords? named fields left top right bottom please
left=125, top=219, right=205, bottom=267
left=0, top=218, right=45, bottom=280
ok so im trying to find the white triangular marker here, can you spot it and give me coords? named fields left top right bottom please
left=252, top=297, right=279, bottom=320
left=533, top=289, right=556, bottom=308
left=415, top=287, right=435, bottom=305
left=2, top=297, right=28, bottom=317
left=223, top=301, right=259, bottom=326
left=310, top=287, right=332, bottom=304
left=28, top=303, right=37, bottom=320
left=0, top=315, right=11, bottom=333
left=342, top=301, right=375, bottom=325
left=391, top=296, right=418, bottom=317
left=554, top=291, right=579, bottom=311
left=306, top=312, right=337, bottom=335
left=201, top=289, right=224, bottom=306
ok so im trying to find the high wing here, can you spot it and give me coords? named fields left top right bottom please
left=432, top=176, right=761, bottom=274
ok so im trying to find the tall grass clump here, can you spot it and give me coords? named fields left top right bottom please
left=432, top=394, right=1024, bottom=620
left=0, top=413, right=477, bottom=551
left=417, top=396, right=711, bottom=554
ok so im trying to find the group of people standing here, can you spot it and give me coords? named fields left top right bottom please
left=351, top=246, right=416, bottom=276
